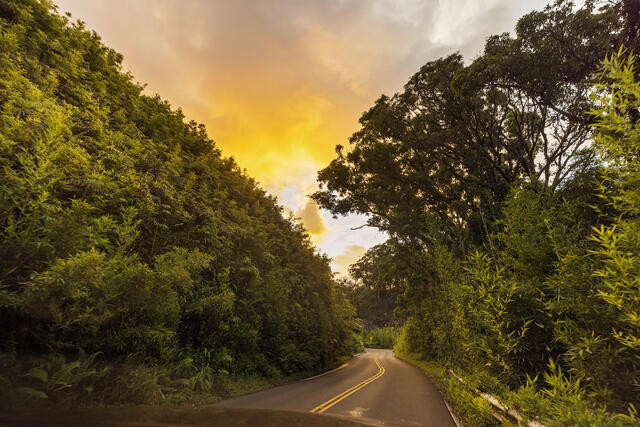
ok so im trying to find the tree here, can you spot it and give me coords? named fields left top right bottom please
left=312, top=1, right=626, bottom=250
left=548, top=50, right=640, bottom=410
left=346, top=240, right=407, bottom=329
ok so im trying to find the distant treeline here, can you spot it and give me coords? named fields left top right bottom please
left=325, top=1, right=640, bottom=425
left=0, top=0, right=358, bottom=409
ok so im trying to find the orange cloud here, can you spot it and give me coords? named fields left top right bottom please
left=333, top=245, right=367, bottom=276
left=296, top=200, right=326, bottom=235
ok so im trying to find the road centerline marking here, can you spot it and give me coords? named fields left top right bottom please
left=310, top=357, right=385, bottom=414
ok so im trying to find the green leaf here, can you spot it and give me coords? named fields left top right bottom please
left=14, top=387, right=48, bottom=399
left=24, top=366, right=48, bottom=383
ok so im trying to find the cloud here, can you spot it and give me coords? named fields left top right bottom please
left=333, top=245, right=367, bottom=276
left=296, top=199, right=326, bottom=235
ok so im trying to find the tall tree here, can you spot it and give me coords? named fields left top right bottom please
left=313, top=1, right=626, bottom=249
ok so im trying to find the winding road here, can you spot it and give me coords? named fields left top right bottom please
left=216, top=349, right=457, bottom=427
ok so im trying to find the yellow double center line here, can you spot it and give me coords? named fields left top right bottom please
left=310, top=358, right=385, bottom=414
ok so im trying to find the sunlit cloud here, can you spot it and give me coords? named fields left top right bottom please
left=333, top=245, right=368, bottom=277
left=296, top=200, right=326, bottom=235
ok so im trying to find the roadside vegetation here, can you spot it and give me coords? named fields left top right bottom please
left=393, top=340, right=498, bottom=427
left=362, top=327, right=398, bottom=350
left=0, top=0, right=360, bottom=411
left=323, top=1, right=640, bottom=425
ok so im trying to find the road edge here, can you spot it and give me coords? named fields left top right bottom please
left=299, top=359, right=352, bottom=382
left=443, top=399, right=465, bottom=427
left=392, top=350, right=500, bottom=426
left=204, top=354, right=359, bottom=408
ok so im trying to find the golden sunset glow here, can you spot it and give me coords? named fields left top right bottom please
left=55, top=0, right=549, bottom=273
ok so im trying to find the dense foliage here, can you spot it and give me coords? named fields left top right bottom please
left=0, top=0, right=358, bottom=409
left=342, top=241, right=407, bottom=329
left=362, top=327, right=398, bottom=350
left=316, top=1, right=640, bottom=425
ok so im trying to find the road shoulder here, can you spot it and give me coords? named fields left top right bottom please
left=392, top=350, right=499, bottom=426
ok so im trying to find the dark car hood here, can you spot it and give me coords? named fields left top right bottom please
left=0, top=406, right=366, bottom=427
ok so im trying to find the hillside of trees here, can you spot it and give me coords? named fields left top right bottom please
left=318, top=1, right=640, bottom=425
left=0, top=0, right=359, bottom=409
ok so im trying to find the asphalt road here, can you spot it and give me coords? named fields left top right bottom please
left=216, top=349, right=457, bottom=427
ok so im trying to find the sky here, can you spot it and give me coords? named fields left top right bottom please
left=54, top=0, right=549, bottom=275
